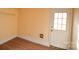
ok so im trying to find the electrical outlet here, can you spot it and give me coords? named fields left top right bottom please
left=40, top=34, right=44, bottom=38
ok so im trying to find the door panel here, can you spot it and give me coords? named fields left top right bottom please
left=50, top=8, right=73, bottom=49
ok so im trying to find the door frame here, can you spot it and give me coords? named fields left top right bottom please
left=48, top=8, right=73, bottom=49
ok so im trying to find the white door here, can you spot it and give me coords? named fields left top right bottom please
left=50, top=8, right=73, bottom=49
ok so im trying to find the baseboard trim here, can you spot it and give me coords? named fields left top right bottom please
left=70, top=41, right=77, bottom=50
left=18, top=35, right=50, bottom=47
left=0, top=35, right=50, bottom=47
left=0, top=35, right=17, bottom=45
left=50, top=41, right=70, bottom=49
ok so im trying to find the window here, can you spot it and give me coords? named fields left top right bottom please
left=54, top=13, right=67, bottom=31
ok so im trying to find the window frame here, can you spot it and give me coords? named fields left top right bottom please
left=53, top=12, right=67, bottom=31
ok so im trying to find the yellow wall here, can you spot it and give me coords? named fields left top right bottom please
left=0, top=8, right=18, bottom=40
left=18, top=8, right=51, bottom=40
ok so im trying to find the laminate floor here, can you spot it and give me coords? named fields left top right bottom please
left=0, top=37, right=64, bottom=50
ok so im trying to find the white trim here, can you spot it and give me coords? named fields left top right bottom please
left=50, top=41, right=70, bottom=49
left=0, top=35, right=50, bottom=47
left=0, top=35, right=17, bottom=44
left=18, top=35, right=50, bottom=47
left=71, top=42, right=77, bottom=50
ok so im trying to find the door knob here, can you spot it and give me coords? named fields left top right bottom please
left=51, top=29, right=53, bottom=32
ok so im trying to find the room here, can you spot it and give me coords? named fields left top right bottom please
left=0, top=8, right=78, bottom=50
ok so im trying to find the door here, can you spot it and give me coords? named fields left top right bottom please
left=50, top=8, right=73, bottom=49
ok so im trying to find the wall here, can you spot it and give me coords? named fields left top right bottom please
left=72, top=9, right=79, bottom=49
left=0, top=8, right=18, bottom=44
left=18, top=8, right=51, bottom=46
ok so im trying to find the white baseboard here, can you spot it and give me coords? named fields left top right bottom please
left=50, top=41, right=69, bottom=49
left=0, top=35, right=50, bottom=47
left=18, top=35, right=50, bottom=47
left=0, top=35, right=17, bottom=44
left=71, top=42, right=77, bottom=50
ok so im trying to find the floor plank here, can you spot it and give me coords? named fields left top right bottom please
left=0, top=37, right=64, bottom=50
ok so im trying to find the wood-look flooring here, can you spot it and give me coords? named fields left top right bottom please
left=0, top=37, right=64, bottom=50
